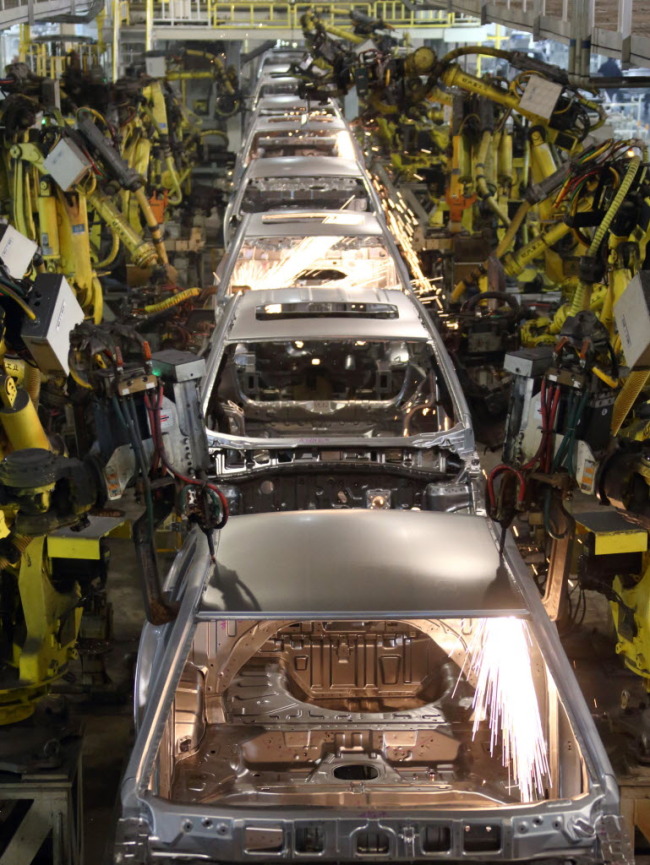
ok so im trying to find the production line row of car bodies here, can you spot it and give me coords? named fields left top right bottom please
left=113, top=50, right=625, bottom=865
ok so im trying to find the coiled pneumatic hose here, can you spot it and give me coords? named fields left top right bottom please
left=569, top=156, right=641, bottom=315
left=143, top=288, right=201, bottom=315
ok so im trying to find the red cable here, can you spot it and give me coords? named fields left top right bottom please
left=147, top=386, right=229, bottom=521
left=487, top=464, right=527, bottom=510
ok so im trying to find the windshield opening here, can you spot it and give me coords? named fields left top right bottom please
left=247, top=129, right=357, bottom=163
left=258, top=105, right=337, bottom=118
left=229, top=233, right=398, bottom=293
left=258, top=80, right=300, bottom=96
left=240, top=175, right=370, bottom=214
left=207, top=338, right=455, bottom=438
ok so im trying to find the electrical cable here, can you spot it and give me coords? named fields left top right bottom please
left=145, top=385, right=229, bottom=527
left=0, top=283, right=36, bottom=320
left=112, top=395, right=156, bottom=540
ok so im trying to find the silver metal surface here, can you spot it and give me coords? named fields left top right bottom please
left=229, top=209, right=385, bottom=236
left=215, top=210, right=413, bottom=307
left=201, top=509, right=523, bottom=616
left=224, top=161, right=384, bottom=242
left=201, top=285, right=474, bottom=457
left=116, top=522, right=620, bottom=864
left=223, top=287, right=430, bottom=341
left=241, top=155, right=369, bottom=180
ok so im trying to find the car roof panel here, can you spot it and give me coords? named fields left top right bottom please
left=244, top=156, right=365, bottom=178
left=201, top=510, right=524, bottom=617
left=240, top=211, right=384, bottom=237
left=225, top=287, right=429, bottom=340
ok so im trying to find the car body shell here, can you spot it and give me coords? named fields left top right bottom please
left=251, top=74, right=302, bottom=105
left=232, top=116, right=362, bottom=186
left=116, top=510, right=619, bottom=864
left=223, top=156, right=383, bottom=244
left=248, top=94, right=344, bottom=123
left=202, top=284, right=474, bottom=456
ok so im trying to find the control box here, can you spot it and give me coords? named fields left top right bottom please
left=43, top=137, right=92, bottom=191
left=22, top=274, right=85, bottom=374
left=0, top=224, right=37, bottom=278
left=614, top=272, right=650, bottom=369
left=145, top=55, right=167, bottom=78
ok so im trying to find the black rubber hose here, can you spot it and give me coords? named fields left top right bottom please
left=463, top=291, right=521, bottom=318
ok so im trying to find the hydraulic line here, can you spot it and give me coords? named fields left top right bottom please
left=438, top=46, right=514, bottom=67
left=134, top=187, right=170, bottom=267
left=23, top=167, right=37, bottom=242
left=22, top=364, right=41, bottom=408
left=495, top=201, right=531, bottom=258
left=12, top=160, right=28, bottom=239
left=475, top=130, right=510, bottom=227
left=88, top=191, right=158, bottom=269
left=91, top=275, right=103, bottom=325
left=586, top=156, right=640, bottom=257
left=0, top=285, right=36, bottom=320
left=163, top=155, right=183, bottom=206
left=611, top=370, right=650, bottom=436
left=94, top=227, right=121, bottom=270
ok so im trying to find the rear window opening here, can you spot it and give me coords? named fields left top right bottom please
left=151, top=617, right=586, bottom=811
left=240, top=175, right=371, bottom=215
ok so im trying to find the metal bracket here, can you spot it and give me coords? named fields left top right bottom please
left=597, top=813, right=635, bottom=865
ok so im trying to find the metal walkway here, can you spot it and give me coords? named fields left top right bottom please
left=413, top=0, right=650, bottom=68
left=0, top=0, right=96, bottom=28
left=130, top=0, right=489, bottom=42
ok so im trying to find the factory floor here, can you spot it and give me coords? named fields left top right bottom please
left=81, top=538, right=145, bottom=865
left=70, top=533, right=650, bottom=864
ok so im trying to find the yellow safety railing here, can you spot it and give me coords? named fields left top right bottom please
left=208, top=1, right=334, bottom=28
left=26, top=40, right=102, bottom=80
left=155, top=0, right=210, bottom=23
left=152, top=0, right=480, bottom=29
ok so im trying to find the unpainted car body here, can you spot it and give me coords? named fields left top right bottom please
left=232, top=116, right=361, bottom=186
left=224, top=157, right=383, bottom=244
left=116, top=62, right=627, bottom=865
left=256, top=50, right=305, bottom=75
left=250, top=94, right=344, bottom=123
left=251, top=74, right=302, bottom=104
left=201, top=283, right=477, bottom=515
left=114, top=509, right=620, bottom=864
